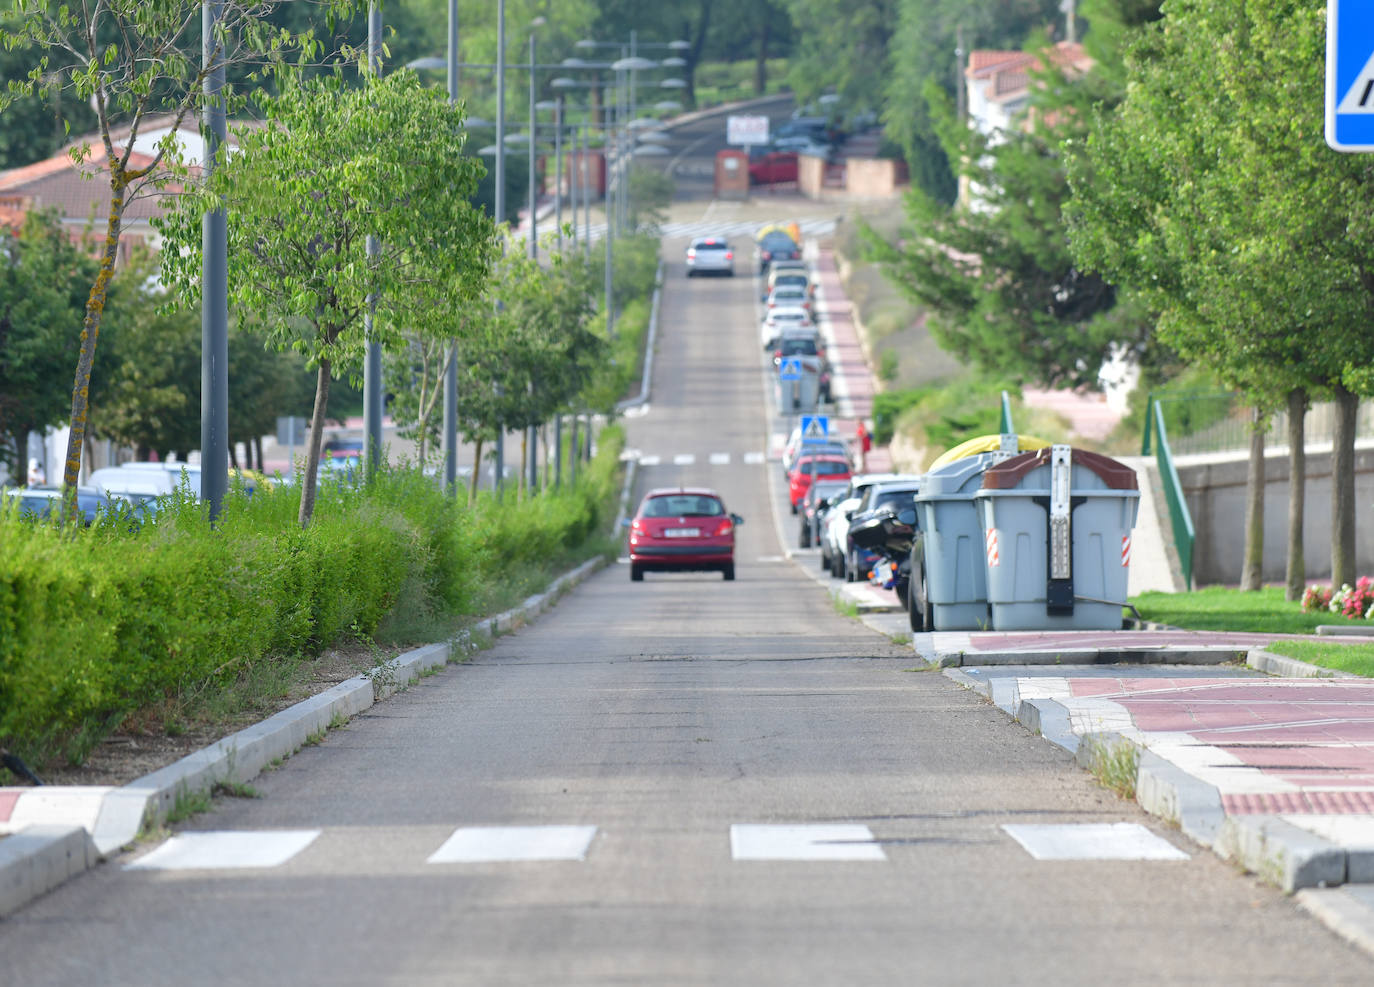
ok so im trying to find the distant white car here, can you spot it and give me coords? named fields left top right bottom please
left=685, top=236, right=735, bottom=277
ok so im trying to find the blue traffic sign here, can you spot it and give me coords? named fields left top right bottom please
left=1327, top=0, right=1374, bottom=151
left=800, top=414, right=829, bottom=443
left=779, top=357, right=803, bottom=381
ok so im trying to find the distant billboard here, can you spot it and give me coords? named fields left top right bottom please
left=726, top=114, right=770, bottom=147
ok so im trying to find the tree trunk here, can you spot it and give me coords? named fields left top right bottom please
left=754, top=21, right=771, bottom=95
left=569, top=415, right=579, bottom=487
left=1240, top=405, right=1265, bottom=591
left=518, top=431, right=527, bottom=501
left=1285, top=387, right=1307, bottom=601
left=255, top=436, right=265, bottom=476
left=228, top=442, right=239, bottom=470
left=299, top=358, right=332, bottom=527
left=61, top=180, right=126, bottom=520
left=1332, top=382, right=1359, bottom=587
left=468, top=435, right=483, bottom=507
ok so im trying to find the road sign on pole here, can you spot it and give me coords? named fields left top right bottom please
left=1327, top=0, right=1374, bottom=151
left=800, top=414, right=829, bottom=443
left=727, top=114, right=770, bottom=148
left=779, top=357, right=803, bottom=381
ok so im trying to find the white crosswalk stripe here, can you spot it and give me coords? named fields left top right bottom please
left=742, top=451, right=767, bottom=465
left=672, top=453, right=696, bottom=465
left=428, top=825, right=598, bottom=863
left=731, top=824, right=886, bottom=862
left=709, top=452, right=730, bottom=465
left=126, top=830, right=321, bottom=870
left=1002, top=823, right=1189, bottom=861
left=630, top=451, right=765, bottom=466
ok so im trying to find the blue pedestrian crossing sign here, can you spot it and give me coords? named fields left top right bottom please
left=779, top=357, right=803, bottom=381
left=1327, top=0, right=1374, bottom=151
left=800, top=414, right=829, bottom=444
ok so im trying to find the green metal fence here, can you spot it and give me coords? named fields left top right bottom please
left=1142, top=397, right=1195, bottom=590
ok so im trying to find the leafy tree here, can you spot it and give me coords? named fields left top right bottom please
left=0, top=210, right=94, bottom=477
left=1066, top=0, right=1374, bottom=589
left=88, top=253, right=201, bottom=461
left=155, top=70, right=496, bottom=524
left=870, top=55, right=1129, bottom=391
left=0, top=39, right=97, bottom=169
left=0, top=0, right=364, bottom=512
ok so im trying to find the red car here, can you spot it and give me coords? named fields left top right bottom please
left=787, top=454, right=851, bottom=514
left=625, top=487, right=743, bottom=581
left=749, top=150, right=798, bottom=185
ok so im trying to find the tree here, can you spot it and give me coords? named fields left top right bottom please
left=0, top=210, right=94, bottom=477
left=0, top=0, right=364, bottom=513
left=1066, top=0, right=1374, bottom=589
left=156, top=70, right=496, bottom=524
left=0, top=40, right=96, bottom=169
left=870, top=59, right=1131, bottom=391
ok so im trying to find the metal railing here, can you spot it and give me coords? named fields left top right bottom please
left=999, top=390, right=1014, bottom=434
left=1142, top=397, right=1196, bottom=590
left=1145, top=390, right=1374, bottom=457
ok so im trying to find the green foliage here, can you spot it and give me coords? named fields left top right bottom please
left=0, top=427, right=625, bottom=766
left=155, top=69, right=497, bottom=523
left=0, top=210, right=94, bottom=475
left=871, top=388, right=930, bottom=446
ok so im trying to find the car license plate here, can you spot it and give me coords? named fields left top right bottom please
left=664, top=528, right=700, bottom=538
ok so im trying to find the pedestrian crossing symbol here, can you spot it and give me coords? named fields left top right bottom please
left=1327, top=1, right=1374, bottom=150
left=779, top=357, right=803, bottom=381
left=800, top=414, right=829, bottom=443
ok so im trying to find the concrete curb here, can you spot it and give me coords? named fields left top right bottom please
left=934, top=647, right=1247, bottom=667
left=1297, top=887, right=1374, bottom=956
left=941, top=670, right=1365, bottom=895
left=616, top=261, right=665, bottom=413
left=0, top=552, right=608, bottom=918
left=1246, top=648, right=1359, bottom=678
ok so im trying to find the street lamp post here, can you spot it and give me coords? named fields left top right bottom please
left=494, top=0, right=505, bottom=498
left=441, top=0, right=459, bottom=495
left=363, top=1, right=384, bottom=485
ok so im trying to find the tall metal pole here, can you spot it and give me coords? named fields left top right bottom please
left=441, top=0, right=459, bottom=494
left=554, top=96, right=563, bottom=251
left=604, top=76, right=615, bottom=339
left=526, top=29, right=537, bottom=495
left=201, top=0, right=228, bottom=523
left=363, top=2, right=384, bottom=484
left=582, top=114, right=591, bottom=254
left=554, top=413, right=561, bottom=489
left=528, top=31, right=538, bottom=262
left=494, top=0, right=505, bottom=497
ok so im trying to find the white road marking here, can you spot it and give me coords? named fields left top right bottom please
left=1002, top=823, right=1190, bottom=861
left=639, top=455, right=662, bottom=466
left=731, top=824, right=886, bottom=861
left=709, top=452, right=731, bottom=465
left=673, top=453, right=696, bottom=465
left=756, top=555, right=785, bottom=563
left=743, top=451, right=767, bottom=465
left=428, top=825, right=598, bottom=863
left=126, top=830, right=321, bottom=870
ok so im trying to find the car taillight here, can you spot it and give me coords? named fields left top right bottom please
left=714, top=519, right=734, bottom=536
left=686, top=248, right=696, bottom=258
left=725, top=251, right=733, bottom=260
left=762, top=250, right=772, bottom=260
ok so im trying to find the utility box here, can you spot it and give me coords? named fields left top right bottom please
left=973, top=445, right=1140, bottom=631
left=715, top=149, right=750, bottom=200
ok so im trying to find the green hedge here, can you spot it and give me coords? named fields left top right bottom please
left=0, top=427, right=623, bottom=764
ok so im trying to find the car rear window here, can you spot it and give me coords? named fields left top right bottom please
left=874, top=489, right=919, bottom=511
left=694, top=242, right=728, bottom=251
left=799, top=460, right=848, bottom=476
left=780, top=339, right=818, bottom=356
left=642, top=495, right=724, bottom=518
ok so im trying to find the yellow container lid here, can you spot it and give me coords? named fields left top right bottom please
left=927, top=433, right=1053, bottom=472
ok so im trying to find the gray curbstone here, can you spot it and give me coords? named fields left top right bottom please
left=1246, top=648, right=1358, bottom=678
left=1018, top=698, right=1078, bottom=754
left=1218, top=815, right=1347, bottom=893
left=0, top=825, right=95, bottom=917
left=1134, top=748, right=1227, bottom=849
left=1297, top=886, right=1374, bottom=957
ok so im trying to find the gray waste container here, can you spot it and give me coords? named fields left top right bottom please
left=973, top=445, right=1140, bottom=631
left=914, top=451, right=999, bottom=630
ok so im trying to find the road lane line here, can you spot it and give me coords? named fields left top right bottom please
left=1002, top=823, right=1189, bottom=861
left=126, top=830, right=321, bottom=870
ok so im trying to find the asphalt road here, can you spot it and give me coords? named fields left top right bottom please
left=4, top=122, right=1373, bottom=985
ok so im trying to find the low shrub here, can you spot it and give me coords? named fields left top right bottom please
left=0, top=426, right=624, bottom=766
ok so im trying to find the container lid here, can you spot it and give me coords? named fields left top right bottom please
left=917, top=452, right=998, bottom=497
left=927, top=433, right=1053, bottom=472
left=981, top=447, right=1139, bottom=491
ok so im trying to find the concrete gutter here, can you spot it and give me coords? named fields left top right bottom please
left=0, top=553, right=606, bottom=918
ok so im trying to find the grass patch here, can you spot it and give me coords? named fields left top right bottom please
left=1131, top=586, right=1328, bottom=635
left=1262, top=641, right=1374, bottom=678
left=1131, top=585, right=1374, bottom=677
left=834, top=596, right=860, bottom=618
left=1083, top=736, right=1139, bottom=800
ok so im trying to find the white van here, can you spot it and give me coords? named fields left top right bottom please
left=88, top=463, right=201, bottom=498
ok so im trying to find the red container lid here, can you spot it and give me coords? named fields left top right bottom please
left=981, top=447, right=1138, bottom=491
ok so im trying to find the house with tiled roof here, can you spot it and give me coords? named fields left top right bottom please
left=0, top=112, right=232, bottom=259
